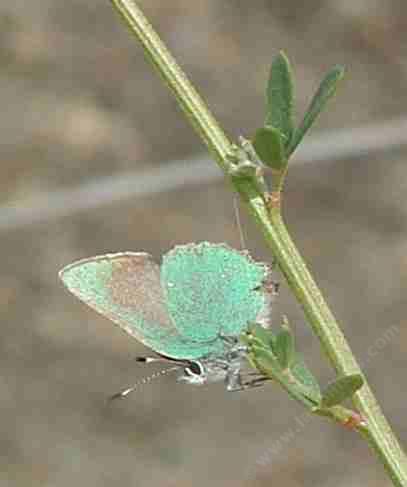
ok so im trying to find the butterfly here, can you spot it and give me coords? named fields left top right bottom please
left=59, top=242, right=274, bottom=397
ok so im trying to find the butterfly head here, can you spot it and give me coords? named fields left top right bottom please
left=177, top=356, right=239, bottom=386
left=177, top=361, right=207, bottom=385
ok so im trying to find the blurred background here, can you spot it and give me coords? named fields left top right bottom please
left=1, top=0, right=407, bottom=485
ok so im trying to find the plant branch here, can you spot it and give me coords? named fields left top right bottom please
left=109, top=1, right=407, bottom=485
left=109, top=0, right=230, bottom=168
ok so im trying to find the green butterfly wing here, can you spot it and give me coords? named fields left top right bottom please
left=59, top=252, right=223, bottom=359
left=59, top=243, right=271, bottom=360
left=161, top=242, right=271, bottom=342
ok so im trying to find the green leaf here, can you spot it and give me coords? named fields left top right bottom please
left=251, top=346, right=319, bottom=409
left=252, top=126, right=287, bottom=171
left=249, top=345, right=283, bottom=379
left=291, top=354, right=321, bottom=405
left=321, top=374, right=364, bottom=408
left=287, top=65, right=345, bottom=157
left=266, top=51, right=294, bottom=145
left=246, top=322, right=276, bottom=349
left=274, top=324, right=295, bottom=369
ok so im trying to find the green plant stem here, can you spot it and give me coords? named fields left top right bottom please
left=262, top=206, right=407, bottom=486
left=109, top=1, right=407, bottom=485
left=109, top=0, right=230, bottom=169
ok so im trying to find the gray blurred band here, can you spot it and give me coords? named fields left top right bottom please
left=1, top=117, right=406, bottom=232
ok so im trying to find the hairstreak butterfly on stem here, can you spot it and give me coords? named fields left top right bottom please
left=59, top=242, right=274, bottom=397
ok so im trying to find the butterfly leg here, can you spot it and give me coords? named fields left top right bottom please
left=240, top=375, right=270, bottom=390
left=226, top=371, right=269, bottom=392
left=225, top=367, right=244, bottom=391
left=224, top=357, right=269, bottom=391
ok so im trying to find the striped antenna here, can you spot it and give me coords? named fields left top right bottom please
left=108, top=366, right=180, bottom=401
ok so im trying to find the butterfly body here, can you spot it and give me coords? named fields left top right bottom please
left=59, top=242, right=273, bottom=391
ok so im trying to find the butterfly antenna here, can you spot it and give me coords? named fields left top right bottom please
left=134, top=356, right=183, bottom=365
left=233, top=196, right=246, bottom=250
left=108, top=366, right=180, bottom=401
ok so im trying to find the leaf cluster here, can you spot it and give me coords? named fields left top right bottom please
left=252, top=52, right=344, bottom=190
left=242, top=323, right=364, bottom=418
